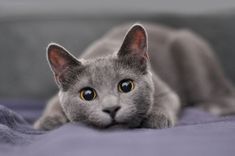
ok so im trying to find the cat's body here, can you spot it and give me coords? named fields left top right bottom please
left=34, top=23, right=235, bottom=130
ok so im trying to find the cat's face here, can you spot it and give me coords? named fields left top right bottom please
left=47, top=24, right=154, bottom=128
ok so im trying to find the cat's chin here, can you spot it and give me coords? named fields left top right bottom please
left=104, top=121, right=130, bottom=129
left=88, top=120, right=130, bottom=129
left=103, top=119, right=142, bottom=129
left=84, top=114, right=144, bottom=129
left=84, top=120, right=141, bottom=130
left=107, top=124, right=129, bottom=129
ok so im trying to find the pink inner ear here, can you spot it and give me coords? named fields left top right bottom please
left=131, top=31, right=146, bottom=50
left=49, top=49, right=68, bottom=72
left=130, top=31, right=146, bottom=53
left=129, top=30, right=148, bottom=60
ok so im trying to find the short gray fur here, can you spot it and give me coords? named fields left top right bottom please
left=34, top=23, right=235, bottom=130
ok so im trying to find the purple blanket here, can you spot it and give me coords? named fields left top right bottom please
left=0, top=100, right=235, bottom=156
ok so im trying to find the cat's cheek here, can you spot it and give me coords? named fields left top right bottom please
left=116, top=107, right=143, bottom=128
left=62, top=102, right=83, bottom=122
left=115, top=104, right=137, bottom=122
left=59, top=91, right=85, bottom=121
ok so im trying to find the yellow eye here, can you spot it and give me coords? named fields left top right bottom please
left=118, top=79, right=135, bottom=93
left=80, top=87, right=97, bottom=101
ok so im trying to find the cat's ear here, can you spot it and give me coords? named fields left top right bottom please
left=118, top=24, right=149, bottom=62
left=47, top=43, right=81, bottom=87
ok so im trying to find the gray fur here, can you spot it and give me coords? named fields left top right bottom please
left=34, top=23, right=235, bottom=130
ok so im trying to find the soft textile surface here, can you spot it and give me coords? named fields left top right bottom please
left=0, top=101, right=235, bottom=156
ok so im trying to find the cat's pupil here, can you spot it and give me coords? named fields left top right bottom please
left=119, top=79, right=134, bottom=93
left=80, top=87, right=96, bottom=101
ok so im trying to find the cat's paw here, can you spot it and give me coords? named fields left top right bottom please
left=142, top=112, right=175, bottom=129
left=34, top=114, right=68, bottom=131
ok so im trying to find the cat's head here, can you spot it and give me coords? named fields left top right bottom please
left=47, top=24, right=154, bottom=128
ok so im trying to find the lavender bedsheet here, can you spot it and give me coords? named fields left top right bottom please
left=0, top=100, right=235, bottom=156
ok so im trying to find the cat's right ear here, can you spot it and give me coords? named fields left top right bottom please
left=47, top=43, right=81, bottom=87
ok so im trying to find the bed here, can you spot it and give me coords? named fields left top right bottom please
left=0, top=100, right=235, bottom=156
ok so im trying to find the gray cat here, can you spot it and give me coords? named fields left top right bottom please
left=34, top=23, right=235, bottom=130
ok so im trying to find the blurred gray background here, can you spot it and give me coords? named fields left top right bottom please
left=0, top=0, right=235, bottom=100
left=1, top=0, right=235, bottom=17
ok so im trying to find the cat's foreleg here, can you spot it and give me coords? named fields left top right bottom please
left=34, top=95, right=68, bottom=130
left=142, top=92, right=181, bottom=129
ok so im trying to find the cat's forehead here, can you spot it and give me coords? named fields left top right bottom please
left=87, top=58, right=118, bottom=81
left=72, top=57, right=141, bottom=89
left=86, top=57, right=137, bottom=80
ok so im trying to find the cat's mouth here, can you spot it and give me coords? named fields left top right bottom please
left=104, top=119, right=141, bottom=129
left=105, top=119, right=119, bottom=128
left=104, top=119, right=128, bottom=129
left=102, top=113, right=146, bottom=129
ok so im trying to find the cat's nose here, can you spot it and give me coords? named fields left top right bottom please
left=102, top=106, right=121, bottom=119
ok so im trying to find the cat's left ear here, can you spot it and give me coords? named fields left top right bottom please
left=118, top=24, right=149, bottom=62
